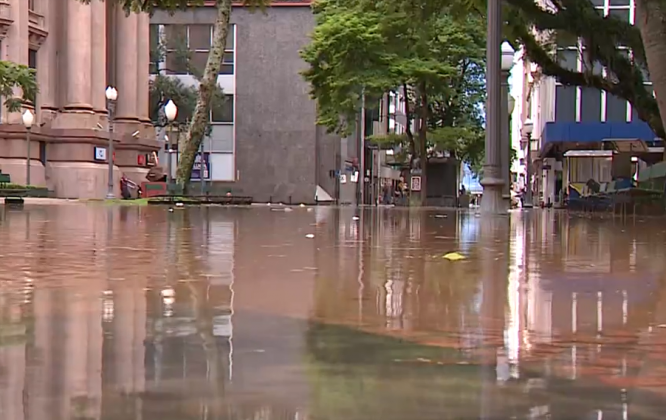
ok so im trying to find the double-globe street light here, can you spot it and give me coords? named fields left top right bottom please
left=22, top=109, right=34, bottom=187
left=164, top=99, right=178, bottom=187
left=105, top=86, right=118, bottom=199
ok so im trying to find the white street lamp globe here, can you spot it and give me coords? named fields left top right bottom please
left=501, top=41, right=515, bottom=71
left=105, top=86, right=118, bottom=101
left=165, top=99, right=178, bottom=122
left=523, top=117, right=534, bottom=135
left=22, top=109, right=34, bottom=128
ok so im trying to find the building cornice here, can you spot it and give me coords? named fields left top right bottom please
left=0, top=1, right=13, bottom=38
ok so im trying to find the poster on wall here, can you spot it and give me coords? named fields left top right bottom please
left=190, top=153, right=211, bottom=181
left=411, top=175, right=422, bottom=192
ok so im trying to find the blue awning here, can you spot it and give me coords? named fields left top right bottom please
left=539, top=121, right=660, bottom=157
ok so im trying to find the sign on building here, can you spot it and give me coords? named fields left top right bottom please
left=411, top=175, right=422, bottom=191
left=94, top=147, right=107, bottom=162
left=191, top=153, right=211, bottom=180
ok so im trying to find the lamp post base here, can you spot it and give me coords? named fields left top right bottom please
left=480, top=174, right=507, bottom=214
left=105, top=192, right=115, bottom=200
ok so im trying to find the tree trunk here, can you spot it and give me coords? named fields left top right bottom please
left=403, top=82, right=417, bottom=168
left=635, top=0, right=666, bottom=160
left=417, top=81, right=428, bottom=206
left=175, top=0, right=231, bottom=192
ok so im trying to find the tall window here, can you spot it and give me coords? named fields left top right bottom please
left=158, top=24, right=235, bottom=76
left=553, top=0, right=651, bottom=123
left=28, top=0, right=36, bottom=12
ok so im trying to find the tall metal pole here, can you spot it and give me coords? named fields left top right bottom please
left=501, top=71, right=511, bottom=208
left=376, top=149, right=382, bottom=205
left=106, top=101, right=115, bottom=199
left=524, top=132, right=534, bottom=208
left=360, top=89, right=366, bottom=206
left=167, top=123, right=173, bottom=187
left=25, top=127, right=31, bottom=187
left=480, top=0, right=505, bottom=213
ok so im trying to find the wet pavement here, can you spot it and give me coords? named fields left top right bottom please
left=1, top=205, right=666, bottom=419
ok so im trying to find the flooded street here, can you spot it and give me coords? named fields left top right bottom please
left=1, top=205, right=666, bottom=419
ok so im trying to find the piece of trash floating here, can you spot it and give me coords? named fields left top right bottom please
left=657, top=324, right=666, bottom=328
left=443, top=252, right=466, bottom=261
left=352, top=216, right=360, bottom=220
left=300, top=203, right=305, bottom=207
left=175, top=202, right=184, bottom=207
left=305, top=234, right=315, bottom=238
left=168, top=208, right=174, bottom=212
left=434, top=214, right=447, bottom=218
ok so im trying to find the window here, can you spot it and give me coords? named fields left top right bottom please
left=28, top=49, right=37, bottom=69
left=555, top=86, right=576, bottom=122
left=211, top=94, right=234, bottom=123
left=580, top=88, right=602, bottom=122
left=606, top=94, right=627, bottom=122
left=28, top=0, right=36, bottom=12
left=161, top=24, right=235, bottom=76
left=149, top=25, right=160, bottom=74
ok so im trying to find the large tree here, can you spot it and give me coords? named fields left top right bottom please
left=499, top=0, right=663, bottom=140
left=301, top=0, right=485, bottom=204
left=83, top=0, right=267, bottom=192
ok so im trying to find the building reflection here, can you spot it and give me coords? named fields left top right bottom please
left=2, top=206, right=666, bottom=419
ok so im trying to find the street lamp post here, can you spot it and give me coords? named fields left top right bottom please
left=22, top=110, right=34, bottom=187
left=522, top=118, right=534, bottom=208
left=500, top=42, right=515, bottom=210
left=480, top=0, right=504, bottom=213
left=164, top=100, right=178, bottom=189
left=105, top=86, right=118, bottom=199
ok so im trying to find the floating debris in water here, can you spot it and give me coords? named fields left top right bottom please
left=434, top=214, right=447, bottom=218
left=443, top=252, right=466, bottom=261
left=175, top=202, right=184, bottom=207
left=352, top=216, right=360, bottom=220
left=305, top=234, right=315, bottom=238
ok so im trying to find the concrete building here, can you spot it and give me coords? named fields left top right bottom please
left=0, top=0, right=158, bottom=198
left=509, top=0, right=662, bottom=206
left=150, top=0, right=347, bottom=204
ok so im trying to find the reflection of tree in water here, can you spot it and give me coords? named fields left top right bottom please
left=313, top=210, right=481, bottom=350
left=138, top=210, right=300, bottom=420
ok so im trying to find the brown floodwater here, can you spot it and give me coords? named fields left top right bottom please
left=1, top=204, right=666, bottom=419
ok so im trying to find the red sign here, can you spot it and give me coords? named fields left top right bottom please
left=137, top=154, right=146, bottom=166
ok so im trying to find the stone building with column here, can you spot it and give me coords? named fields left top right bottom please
left=150, top=0, right=344, bottom=204
left=0, top=0, right=158, bottom=198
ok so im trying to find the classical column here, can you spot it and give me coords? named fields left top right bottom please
left=114, top=8, right=138, bottom=122
left=137, top=13, right=151, bottom=125
left=91, top=0, right=107, bottom=116
left=38, top=0, right=59, bottom=121
left=65, top=0, right=93, bottom=110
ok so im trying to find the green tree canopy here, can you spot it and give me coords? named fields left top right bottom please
left=301, top=0, right=487, bottom=188
left=0, top=62, right=37, bottom=113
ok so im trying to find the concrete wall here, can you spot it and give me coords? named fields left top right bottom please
left=151, top=6, right=340, bottom=204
